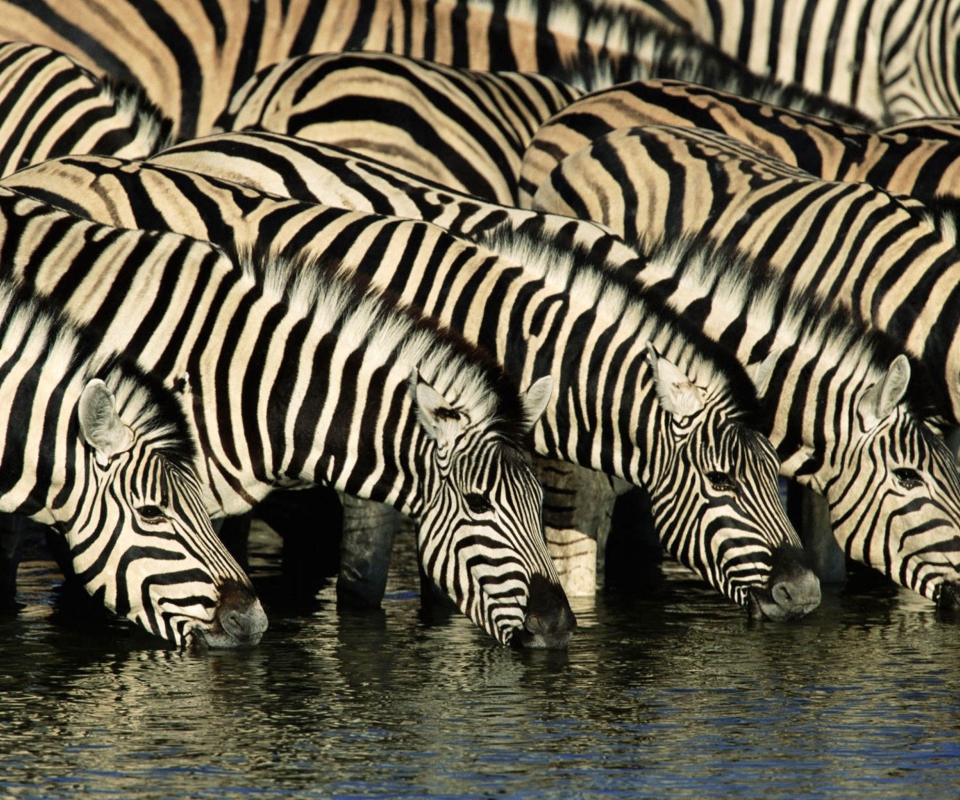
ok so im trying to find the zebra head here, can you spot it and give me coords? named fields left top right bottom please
left=644, top=344, right=819, bottom=620
left=68, top=376, right=267, bottom=648
left=410, top=370, right=576, bottom=648
left=815, top=355, right=960, bottom=608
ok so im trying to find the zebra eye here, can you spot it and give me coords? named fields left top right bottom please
left=137, top=505, right=168, bottom=524
left=465, top=493, right=494, bottom=514
left=706, top=471, right=737, bottom=492
left=893, top=468, right=924, bottom=490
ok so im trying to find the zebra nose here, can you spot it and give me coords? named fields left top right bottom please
left=749, top=545, right=821, bottom=621
left=214, top=578, right=269, bottom=646
left=513, top=573, right=577, bottom=649
left=936, top=581, right=960, bottom=611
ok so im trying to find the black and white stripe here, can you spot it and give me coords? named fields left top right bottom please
left=528, top=123, right=960, bottom=606
left=616, top=0, right=960, bottom=123
left=215, top=50, right=581, bottom=205
left=6, top=150, right=825, bottom=619
left=150, top=130, right=960, bottom=609
left=518, top=77, right=960, bottom=207
left=0, top=0, right=873, bottom=139
left=0, top=275, right=265, bottom=647
left=0, top=40, right=171, bottom=176
left=0, top=186, right=572, bottom=647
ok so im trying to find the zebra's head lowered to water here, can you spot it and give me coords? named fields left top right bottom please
left=642, top=342, right=818, bottom=620
left=0, top=284, right=266, bottom=648
left=409, top=367, right=574, bottom=647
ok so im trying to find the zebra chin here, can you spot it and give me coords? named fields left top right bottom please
left=183, top=579, right=269, bottom=650
left=508, top=573, right=578, bottom=649
left=935, top=581, right=960, bottom=613
left=745, top=545, right=822, bottom=622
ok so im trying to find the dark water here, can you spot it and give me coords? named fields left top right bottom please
left=2, top=526, right=960, bottom=800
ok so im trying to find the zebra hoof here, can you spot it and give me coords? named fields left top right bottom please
left=512, top=573, right=577, bottom=649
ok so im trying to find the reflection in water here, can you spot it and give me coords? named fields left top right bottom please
left=1, top=532, right=959, bottom=799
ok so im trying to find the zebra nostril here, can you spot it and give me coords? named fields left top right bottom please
left=937, top=581, right=960, bottom=611
left=514, top=573, right=577, bottom=649
left=214, top=578, right=269, bottom=646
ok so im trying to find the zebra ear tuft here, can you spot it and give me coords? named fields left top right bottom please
left=859, top=354, right=910, bottom=429
left=519, top=375, right=553, bottom=432
left=646, top=343, right=704, bottom=419
left=409, top=369, right=465, bottom=446
left=79, top=379, right=135, bottom=467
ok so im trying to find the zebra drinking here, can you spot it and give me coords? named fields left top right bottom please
left=4, top=153, right=821, bottom=619
left=0, top=187, right=572, bottom=648
left=0, top=275, right=266, bottom=647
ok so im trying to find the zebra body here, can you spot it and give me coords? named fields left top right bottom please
left=530, top=124, right=960, bottom=423
left=1, top=154, right=818, bottom=619
left=145, top=131, right=960, bottom=607
left=215, top=50, right=581, bottom=205
left=518, top=78, right=960, bottom=206
left=616, top=0, right=960, bottom=123
left=0, top=187, right=573, bottom=647
left=0, top=274, right=265, bottom=647
left=0, top=41, right=171, bottom=176
left=0, top=0, right=872, bottom=139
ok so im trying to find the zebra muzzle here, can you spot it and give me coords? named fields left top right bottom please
left=747, top=544, right=821, bottom=621
left=512, top=573, right=577, bottom=649
left=196, top=578, right=269, bottom=648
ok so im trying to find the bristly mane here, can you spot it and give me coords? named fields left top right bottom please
left=101, top=75, right=176, bottom=154
left=486, top=0, right=877, bottom=128
left=229, top=240, right=537, bottom=445
left=635, top=230, right=949, bottom=423
left=472, top=222, right=763, bottom=422
left=0, top=277, right=197, bottom=471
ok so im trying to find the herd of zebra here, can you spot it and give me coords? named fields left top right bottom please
left=0, top=0, right=959, bottom=652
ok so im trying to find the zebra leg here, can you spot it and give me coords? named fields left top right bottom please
left=337, top=494, right=405, bottom=609
left=0, top=512, right=22, bottom=610
left=787, top=483, right=847, bottom=583
left=535, top=458, right=623, bottom=596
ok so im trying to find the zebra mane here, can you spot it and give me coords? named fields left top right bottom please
left=472, top=222, right=763, bottom=420
left=637, top=230, right=947, bottom=421
left=99, top=74, right=176, bottom=155
left=231, top=242, right=537, bottom=444
left=0, top=278, right=196, bottom=471
left=493, top=0, right=877, bottom=128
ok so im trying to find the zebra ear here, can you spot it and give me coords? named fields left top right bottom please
left=79, top=379, right=135, bottom=467
left=646, top=343, right=704, bottom=419
left=409, top=370, right=466, bottom=447
left=519, top=375, right=553, bottom=432
left=859, top=354, right=911, bottom=430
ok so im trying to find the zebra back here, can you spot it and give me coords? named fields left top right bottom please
left=614, top=0, right=960, bottom=123
left=0, top=155, right=819, bottom=619
left=0, top=41, right=171, bottom=176
left=518, top=78, right=960, bottom=206
left=530, top=124, right=960, bottom=423
left=0, top=273, right=265, bottom=647
left=0, top=186, right=572, bottom=647
left=142, top=129, right=960, bottom=609
left=0, top=0, right=873, bottom=139
left=215, top=50, right=581, bottom=205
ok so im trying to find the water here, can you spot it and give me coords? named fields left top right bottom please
left=2, top=527, right=960, bottom=800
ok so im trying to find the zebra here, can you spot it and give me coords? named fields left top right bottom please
left=517, top=77, right=960, bottom=207
left=0, top=187, right=574, bottom=648
left=0, top=272, right=267, bottom=647
left=605, top=0, right=960, bottom=124
left=140, top=130, right=960, bottom=609
left=0, top=155, right=820, bottom=621
left=0, top=40, right=171, bottom=176
left=527, top=124, right=960, bottom=424
left=0, top=0, right=873, bottom=140
left=213, top=50, right=581, bottom=205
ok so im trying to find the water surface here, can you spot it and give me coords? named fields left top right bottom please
left=1, top=527, right=958, bottom=799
